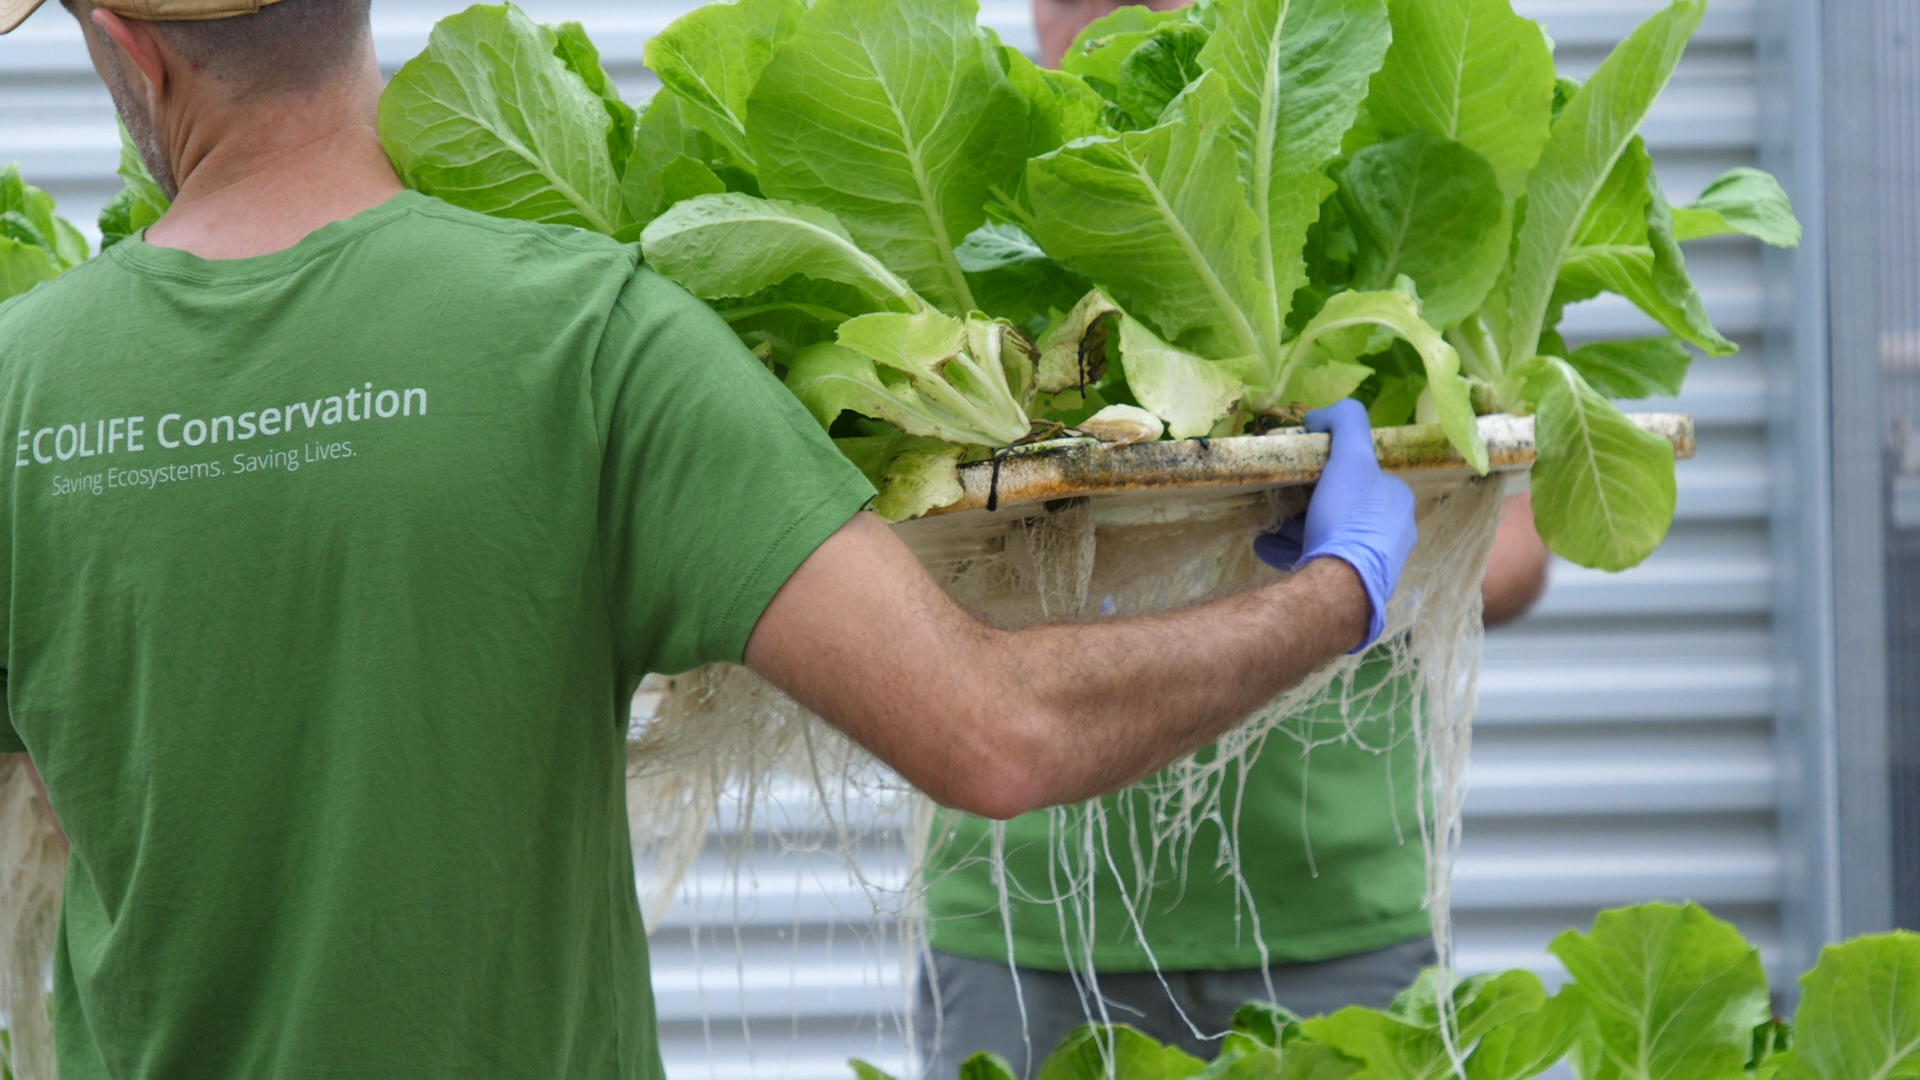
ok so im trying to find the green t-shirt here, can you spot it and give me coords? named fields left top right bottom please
left=924, top=654, right=1428, bottom=971
left=0, top=192, right=874, bottom=1078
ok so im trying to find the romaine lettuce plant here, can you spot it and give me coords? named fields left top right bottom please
left=1013, top=0, right=1798, bottom=570
left=369, top=0, right=1797, bottom=569
left=855, top=901, right=1920, bottom=1080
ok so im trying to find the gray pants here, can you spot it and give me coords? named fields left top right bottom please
left=914, top=938, right=1436, bottom=1079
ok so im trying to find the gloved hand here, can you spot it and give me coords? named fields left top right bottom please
left=1254, top=399, right=1417, bottom=651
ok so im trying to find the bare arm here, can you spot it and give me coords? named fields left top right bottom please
left=744, top=512, right=1369, bottom=820
left=1481, top=493, right=1550, bottom=627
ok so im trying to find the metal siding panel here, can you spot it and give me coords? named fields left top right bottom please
left=0, top=0, right=1784, bottom=1074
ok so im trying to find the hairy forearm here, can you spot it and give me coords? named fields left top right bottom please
left=982, top=559, right=1366, bottom=810
left=746, top=514, right=1369, bottom=820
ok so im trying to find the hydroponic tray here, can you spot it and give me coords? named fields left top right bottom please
left=930, top=412, right=1694, bottom=516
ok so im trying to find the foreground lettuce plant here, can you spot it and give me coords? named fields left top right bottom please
left=857, top=901, right=1920, bottom=1080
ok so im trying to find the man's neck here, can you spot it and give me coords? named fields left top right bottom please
left=143, top=77, right=405, bottom=261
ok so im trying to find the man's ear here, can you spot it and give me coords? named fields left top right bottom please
left=90, top=9, right=171, bottom=104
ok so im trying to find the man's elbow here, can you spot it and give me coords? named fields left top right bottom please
left=914, top=712, right=1058, bottom=821
left=929, top=766, right=1049, bottom=822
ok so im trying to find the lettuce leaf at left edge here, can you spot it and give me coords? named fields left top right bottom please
left=0, top=164, right=86, bottom=270
left=0, top=236, right=59, bottom=303
left=380, top=3, right=630, bottom=236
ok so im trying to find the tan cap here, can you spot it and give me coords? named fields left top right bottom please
left=2, top=0, right=283, bottom=36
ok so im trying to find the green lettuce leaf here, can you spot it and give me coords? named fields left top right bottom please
left=1551, top=902, right=1767, bottom=1080
left=1771, top=932, right=1920, bottom=1080
left=958, top=1051, right=1020, bottom=1080
left=1118, top=314, right=1244, bottom=438
left=552, top=21, right=637, bottom=174
left=1671, top=167, right=1802, bottom=247
left=640, top=192, right=919, bottom=310
left=1036, top=1025, right=1208, bottom=1080
left=745, top=0, right=1029, bottom=313
left=836, top=430, right=965, bottom=521
left=0, top=164, right=85, bottom=271
left=380, top=3, right=629, bottom=235
left=1199, top=0, right=1391, bottom=343
left=658, top=156, right=727, bottom=202
left=1464, top=989, right=1586, bottom=1080
left=1231, top=1000, right=1303, bottom=1049
left=98, top=124, right=170, bottom=249
left=830, top=311, right=1033, bottom=446
left=620, top=90, right=745, bottom=229
left=1517, top=356, right=1677, bottom=571
left=643, top=0, right=802, bottom=171
left=0, top=164, right=86, bottom=301
left=1275, top=1043, right=1365, bottom=1079
left=1366, top=0, right=1555, bottom=198
left=1300, top=969, right=1547, bottom=1080
left=1555, top=138, right=1735, bottom=356
left=1276, top=290, right=1487, bottom=471
left=1301, top=1004, right=1448, bottom=1078
left=1003, top=46, right=1109, bottom=158
left=956, top=222, right=1092, bottom=333
left=1340, top=131, right=1508, bottom=327
left=1196, top=1045, right=1287, bottom=1080
left=1504, top=0, right=1706, bottom=364
left=788, top=343, right=945, bottom=438
left=1750, top=1018, right=1794, bottom=1074
left=1115, top=22, right=1209, bottom=129
left=715, top=274, right=876, bottom=365
left=1062, top=4, right=1194, bottom=87
left=1025, top=74, right=1270, bottom=363
left=1566, top=336, right=1691, bottom=399
left=0, top=237, right=59, bottom=303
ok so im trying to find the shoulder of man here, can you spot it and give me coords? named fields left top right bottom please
left=0, top=252, right=116, bottom=327
left=0, top=254, right=123, bottom=379
left=396, top=192, right=638, bottom=262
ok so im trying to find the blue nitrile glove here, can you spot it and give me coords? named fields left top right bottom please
left=1254, top=399, right=1417, bottom=651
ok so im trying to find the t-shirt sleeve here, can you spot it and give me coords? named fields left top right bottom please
left=595, top=266, right=875, bottom=676
left=0, top=670, right=21, bottom=754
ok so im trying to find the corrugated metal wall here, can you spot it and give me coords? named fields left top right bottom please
left=0, top=1, right=1787, bottom=1076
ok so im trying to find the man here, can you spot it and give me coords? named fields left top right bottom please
left=910, top=3, right=1553, bottom=1074
left=0, top=0, right=1414, bottom=1076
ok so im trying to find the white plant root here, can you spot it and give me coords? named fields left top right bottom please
left=627, top=472, right=1506, bottom=1064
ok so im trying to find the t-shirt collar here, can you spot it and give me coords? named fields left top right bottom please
left=109, top=189, right=429, bottom=285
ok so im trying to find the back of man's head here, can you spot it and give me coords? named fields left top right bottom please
left=133, top=0, right=372, bottom=99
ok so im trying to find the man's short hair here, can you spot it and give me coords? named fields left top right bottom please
left=154, top=0, right=371, bottom=97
